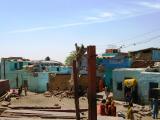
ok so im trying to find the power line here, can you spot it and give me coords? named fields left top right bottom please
left=120, top=35, right=160, bottom=49
left=96, top=27, right=160, bottom=47
left=119, top=28, right=160, bottom=44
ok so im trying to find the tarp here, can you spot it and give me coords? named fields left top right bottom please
left=124, top=79, right=137, bottom=88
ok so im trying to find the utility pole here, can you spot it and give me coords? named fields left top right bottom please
left=87, top=46, right=97, bottom=120
left=73, top=60, right=80, bottom=120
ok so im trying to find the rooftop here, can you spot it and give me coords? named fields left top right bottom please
left=130, top=47, right=160, bottom=53
left=114, top=68, right=145, bottom=71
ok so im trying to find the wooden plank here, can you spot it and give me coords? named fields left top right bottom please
left=1, top=109, right=78, bottom=119
left=0, top=117, right=78, bottom=120
left=31, top=108, right=88, bottom=113
left=8, top=105, right=61, bottom=109
left=87, top=46, right=97, bottom=120
left=73, top=60, right=80, bottom=120
left=97, top=116, right=123, bottom=120
left=2, top=109, right=76, bottom=116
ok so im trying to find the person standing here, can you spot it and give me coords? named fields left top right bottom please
left=127, top=102, right=134, bottom=120
left=151, top=97, right=159, bottom=119
left=105, top=86, right=110, bottom=99
left=126, top=91, right=131, bottom=104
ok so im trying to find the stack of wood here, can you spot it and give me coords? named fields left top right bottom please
left=0, top=105, right=87, bottom=119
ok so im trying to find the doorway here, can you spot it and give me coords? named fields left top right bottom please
left=149, top=82, right=158, bottom=99
left=24, top=80, right=28, bottom=88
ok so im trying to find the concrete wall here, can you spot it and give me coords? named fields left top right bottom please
left=113, top=68, right=160, bottom=104
left=139, top=72, right=160, bottom=104
left=16, top=71, right=49, bottom=93
left=49, top=74, right=71, bottom=91
left=49, top=73, right=100, bottom=91
left=112, top=68, right=144, bottom=101
left=0, top=59, right=72, bottom=93
left=48, top=66, right=71, bottom=74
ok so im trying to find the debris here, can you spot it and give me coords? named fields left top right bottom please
left=0, top=93, right=8, bottom=102
left=51, top=90, right=74, bottom=98
left=43, top=91, right=52, bottom=97
left=54, top=103, right=59, bottom=106
left=117, top=112, right=125, bottom=119
left=1, top=101, right=11, bottom=107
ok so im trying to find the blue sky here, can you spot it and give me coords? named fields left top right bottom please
left=0, top=0, right=160, bottom=62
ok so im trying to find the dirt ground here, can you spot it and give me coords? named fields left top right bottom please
left=10, top=92, right=88, bottom=109
left=0, top=91, right=157, bottom=120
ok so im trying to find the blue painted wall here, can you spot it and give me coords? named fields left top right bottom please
left=97, top=57, right=132, bottom=89
left=112, top=68, right=160, bottom=104
left=48, top=66, right=71, bottom=74
left=0, top=58, right=72, bottom=93
left=112, top=68, right=144, bottom=101
left=139, top=72, right=160, bottom=104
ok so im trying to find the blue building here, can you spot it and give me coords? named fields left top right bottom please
left=113, top=68, right=160, bottom=104
left=97, top=49, right=132, bottom=90
left=0, top=57, right=71, bottom=93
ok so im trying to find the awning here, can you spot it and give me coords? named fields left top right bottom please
left=124, top=79, right=137, bottom=88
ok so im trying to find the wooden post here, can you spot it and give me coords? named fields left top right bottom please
left=87, top=46, right=97, bottom=120
left=73, top=60, right=80, bottom=120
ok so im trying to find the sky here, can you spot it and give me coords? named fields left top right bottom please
left=0, top=0, right=160, bottom=63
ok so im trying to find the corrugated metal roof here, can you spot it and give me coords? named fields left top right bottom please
left=130, top=47, right=160, bottom=53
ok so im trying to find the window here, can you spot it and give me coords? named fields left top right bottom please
left=14, top=63, right=18, bottom=69
left=149, top=82, right=158, bottom=99
left=57, top=67, right=60, bottom=72
left=117, top=82, right=122, bottom=91
left=19, top=62, right=23, bottom=69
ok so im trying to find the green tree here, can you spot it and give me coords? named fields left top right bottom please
left=65, top=51, right=76, bottom=66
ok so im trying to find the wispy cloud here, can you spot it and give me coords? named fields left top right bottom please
left=10, top=11, right=115, bottom=33
left=9, top=7, right=159, bottom=33
left=10, top=21, right=109, bottom=33
left=138, top=1, right=160, bottom=9
left=99, top=12, right=114, bottom=18
left=85, top=12, right=114, bottom=21
left=85, top=16, right=101, bottom=21
left=10, top=22, right=86, bottom=33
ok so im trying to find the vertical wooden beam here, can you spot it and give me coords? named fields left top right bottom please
left=87, top=46, right=97, bottom=120
left=73, top=60, right=80, bottom=120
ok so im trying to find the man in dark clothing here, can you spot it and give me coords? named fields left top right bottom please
left=151, top=98, right=159, bottom=119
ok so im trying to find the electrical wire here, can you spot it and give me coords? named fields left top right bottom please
left=120, top=35, right=160, bottom=49
left=96, top=27, right=160, bottom=48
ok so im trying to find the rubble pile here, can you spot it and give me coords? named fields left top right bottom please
left=44, top=90, right=74, bottom=98
left=145, top=62, right=160, bottom=72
